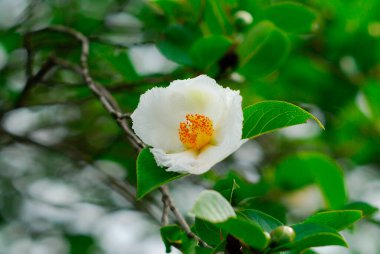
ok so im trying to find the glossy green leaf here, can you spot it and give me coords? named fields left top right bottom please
left=195, top=218, right=225, bottom=246
left=160, top=225, right=197, bottom=254
left=237, top=21, right=290, bottom=77
left=262, top=2, right=320, bottom=34
left=136, top=148, right=184, bottom=199
left=160, top=225, right=182, bottom=253
left=190, top=35, right=232, bottom=69
left=343, top=201, right=379, bottom=217
left=274, top=223, right=347, bottom=251
left=219, top=217, right=270, bottom=250
left=238, top=209, right=283, bottom=232
left=242, top=100, right=324, bottom=139
left=191, top=190, right=236, bottom=223
left=303, top=210, right=362, bottom=231
left=275, top=153, right=347, bottom=209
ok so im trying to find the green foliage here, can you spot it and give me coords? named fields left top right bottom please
left=1, top=0, right=379, bottom=253
left=219, top=217, right=270, bottom=250
left=303, top=210, right=362, bottom=231
left=136, top=148, right=184, bottom=199
left=160, top=225, right=197, bottom=253
left=190, top=35, right=232, bottom=70
left=260, top=2, right=320, bottom=34
left=273, top=223, right=347, bottom=251
left=275, top=153, right=347, bottom=209
left=238, top=209, right=283, bottom=232
left=237, top=21, right=290, bottom=77
left=242, top=101, right=324, bottom=139
left=191, top=190, right=236, bottom=223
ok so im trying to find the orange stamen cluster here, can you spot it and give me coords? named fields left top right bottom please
left=179, top=114, right=214, bottom=150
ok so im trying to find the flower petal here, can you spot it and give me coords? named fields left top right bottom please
left=132, top=75, right=246, bottom=174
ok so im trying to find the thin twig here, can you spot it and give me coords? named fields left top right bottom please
left=160, top=186, right=211, bottom=248
left=14, top=57, right=56, bottom=108
left=161, top=185, right=170, bottom=226
left=0, top=127, right=159, bottom=222
left=25, top=25, right=208, bottom=247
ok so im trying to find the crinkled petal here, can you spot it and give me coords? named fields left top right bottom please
left=132, top=75, right=227, bottom=152
left=132, top=74, right=246, bottom=174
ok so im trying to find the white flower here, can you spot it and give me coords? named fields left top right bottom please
left=131, top=75, right=246, bottom=174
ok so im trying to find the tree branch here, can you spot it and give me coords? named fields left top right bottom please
left=24, top=25, right=209, bottom=247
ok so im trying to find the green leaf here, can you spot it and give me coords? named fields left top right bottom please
left=191, top=190, right=236, bottom=223
left=214, top=176, right=240, bottom=203
left=238, top=209, right=283, bottom=232
left=160, top=225, right=183, bottom=253
left=242, top=101, right=324, bottom=139
left=262, top=2, right=320, bottom=34
left=160, top=225, right=197, bottom=254
left=136, top=148, right=184, bottom=199
left=362, top=80, right=380, bottom=119
left=274, top=223, right=347, bottom=251
left=275, top=153, right=347, bottom=209
left=204, top=0, right=233, bottom=35
left=195, top=218, right=225, bottom=246
left=157, top=24, right=198, bottom=65
left=219, top=217, right=270, bottom=250
left=237, top=21, right=290, bottom=77
left=303, top=210, right=362, bottom=231
left=342, top=201, right=379, bottom=217
left=190, top=35, right=232, bottom=69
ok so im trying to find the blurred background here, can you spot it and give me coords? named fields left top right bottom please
left=0, top=0, right=380, bottom=253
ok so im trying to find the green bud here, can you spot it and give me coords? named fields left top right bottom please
left=270, top=226, right=296, bottom=246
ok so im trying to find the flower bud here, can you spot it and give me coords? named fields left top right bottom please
left=270, top=226, right=296, bottom=246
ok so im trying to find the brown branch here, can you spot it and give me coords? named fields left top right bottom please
left=14, top=57, right=56, bottom=108
left=0, top=127, right=159, bottom=222
left=25, top=25, right=208, bottom=247
left=160, top=186, right=211, bottom=248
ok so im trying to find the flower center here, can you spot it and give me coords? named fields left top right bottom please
left=179, top=114, right=214, bottom=150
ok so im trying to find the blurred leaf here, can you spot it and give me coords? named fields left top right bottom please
left=242, top=100, right=324, bottom=139
left=136, top=148, right=184, bottom=199
left=67, top=235, right=94, bottom=254
left=362, top=80, right=380, bottom=119
left=274, top=223, right=347, bottom=251
left=303, top=210, right=362, bottom=231
left=190, top=35, right=232, bottom=69
left=342, top=201, right=379, bottom=217
left=204, top=0, right=233, bottom=35
left=219, top=217, right=270, bottom=250
left=261, top=2, right=320, bottom=34
left=157, top=24, right=199, bottom=65
left=275, top=153, right=347, bottom=209
left=238, top=209, right=283, bottom=232
left=191, top=190, right=236, bottom=223
left=238, top=197, right=287, bottom=224
left=0, top=31, right=21, bottom=52
left=237, top=21, right=290, bottom=77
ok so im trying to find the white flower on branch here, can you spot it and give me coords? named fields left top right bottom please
left=131, top=75, right=246, bottom=174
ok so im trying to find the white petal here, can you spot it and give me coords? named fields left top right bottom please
left=131, top=87, right=184, bottom=152
left=132, top=75, right=228, bottom=152
left=132, top=75, right=246, bottom=174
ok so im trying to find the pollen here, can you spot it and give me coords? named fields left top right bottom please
left=179, top=114, right=214, bottom=150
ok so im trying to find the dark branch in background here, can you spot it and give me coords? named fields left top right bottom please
left=21, top=25, right=210, bottom=248
left=0, top=126, right=159, bottom=221
left=14, top=56, right=56, bottom=108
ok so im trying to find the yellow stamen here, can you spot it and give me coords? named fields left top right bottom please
left=179, top=114, right=214, bottom=150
